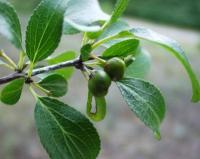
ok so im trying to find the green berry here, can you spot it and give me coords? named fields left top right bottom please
left=88, top=70, right=111, bottom=97
left=104, top=57, right=126, bottom=81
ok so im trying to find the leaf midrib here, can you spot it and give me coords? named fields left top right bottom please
left=32, top=0, right=63, bottom=62
left=38, top=99, right=92, bottom=159
left=120, top=82, right=161, bottom=129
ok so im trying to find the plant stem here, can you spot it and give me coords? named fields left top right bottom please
left=29, top=86, right=38, bottom=100
left=91, top=34, right=119, bottom=49
left=2, top=63, right=16, bottom=70
left=18, top=51, right=26, bottom=70
left=80, top=64, right=91, bottom=81
left=0, top=50, right=17, bottom=69
left=90, top=54, right=106, bottom=65
left=28, top=62, right=34, bottom=78
left=81, top=71, right=89, bottom=81
left=32, top=82, right=51, bottom=96
left=91, top=31, right=132, bottom=50
left=0, top=58, right=80, bottom=85
left=82, top=32, right=88, bottom=46
left=84, top=61, right=101, bottom=67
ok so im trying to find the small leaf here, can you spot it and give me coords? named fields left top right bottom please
left=117, top=78, right=165, bottom=136
left=0, top=1, right=22, bottom=49
left=102, top=39, right=139, bottom=58
left=35, top=97, right=100, bottom=159
left=63, top=0, right=109, bottom=34
left=47, top=51, right=76, bottom=79
left=108, top=0, right=129, bottom=25
left=129, top=28, right=200, bottom=102
left=0, top=78, right=24, bottom=105
left=37, top=74, right=67, bottom=97
left=26, top=0, right=69, bottom=63
left=87, top=91, right=106, bottom=122
left=125, top=48, right=151, bottom=78
left=81, top=44, right=92, bottom=61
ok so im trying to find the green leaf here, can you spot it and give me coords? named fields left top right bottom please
left=86, top=91, right=106, bottom=122
left=97, top=20, right=131, bottom=48
left=129, top=28, right=200, bottom=102
left=102, top=39, right=139, bottom=58
left=81, top=44, right=92, bottom=61
left=38, top=74, right=68, bottom=97
left=117, top=78, right=165, bottom=136
left=35, top=97, right=100, bottom=159
left=108, top=0, right=129, bottom=25
left=0, top=78, right=24, bottom=105
left=26, top=0, right=69, bottom=63
left=98, top=26, right=200, bottom=102
left=125, top=48, right=151, bottom=78
left=63, top=0, right=109, bottom=34
left=0, top=2, right=22, bottom=49
left=47, top=51, right=76, bottom=79
left=98, top=20, right=130, bottom=41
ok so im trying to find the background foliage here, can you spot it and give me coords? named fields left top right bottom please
left=102, top=0, right=200, bottom=29
left=2, top=0, right=199, bottom=29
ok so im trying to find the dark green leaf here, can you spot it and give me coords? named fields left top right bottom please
left=129, top=28, right=200, bottom=102
left=38, top=74, right=67, bottom=97
left=26, top=0, right=69, bottom=63
left=125, top=48, right=151, bottom=78
left=35, top=97, right=100, bottom=159
left=87, top=91, right=106, bottom=122
left=47, top=51, right=76, bottom=79
left=81, top=44, right=92, bottom=61
left=102, top=39, right=139, bottom=58
left=63, top=0, right=109, bottom=34
left=0, top=2, right=22, bottom=49
left=108, top=0, right=129, bottom=25
left=117, top=78, right=165, bottom=137
left=0, top=78, right=24, bottom=105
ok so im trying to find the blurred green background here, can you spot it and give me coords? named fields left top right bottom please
left=102, top=0, right=200, bottom=29
left=3, top=0, right=200, bottom=29
left=0, top=0, right=200, bottom=159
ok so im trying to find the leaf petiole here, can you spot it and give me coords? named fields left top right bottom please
left=82, top=32, right=89, bottom=46
left=28, top=62, right=35, bottom=78
left=29, top=86, right=38, bottom=100
left=90, top=54, right=106, bottom=65
left=91, top=34, right=119, bottom=50
left=32, top=82, right=51, bottom=96
left=1, top=63, right=16, bottom=70
left=18, top=51, right=26, bottom=70
left=81, top=65, right=91, bottom=81
left=0, top=50, right=17, bottom=69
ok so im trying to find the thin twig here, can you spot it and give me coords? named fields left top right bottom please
left=0, top=58, right=81, bottom=85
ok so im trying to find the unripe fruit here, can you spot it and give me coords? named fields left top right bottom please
left=88, top=70, right=111, bottom=97
left=104, top=57, right=126, bottom=81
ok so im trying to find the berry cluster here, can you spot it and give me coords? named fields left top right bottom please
left=88, top=57, right=127, bottom=97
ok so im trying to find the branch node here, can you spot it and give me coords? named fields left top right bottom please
left=25, top=77, right=33, bottom=84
